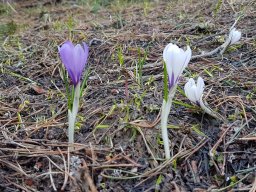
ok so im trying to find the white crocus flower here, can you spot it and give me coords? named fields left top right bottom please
left=229, top=28, right=241, bottom=45
left=184, top=76, right=205, bottom=106
left=161, top=43, right=192, bottom=159
left=163, top=43, right=192, bottom=89
left=184, top=77, right=224, bottom=120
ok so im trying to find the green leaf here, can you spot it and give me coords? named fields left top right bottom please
left=155, top=175, right=163, bottom=192
left=191, top=124, right=207, bottom=137
left=157, top=133, right=164, bottom=145
left=173, top=100, right=197, bottom=109
left=204, top=68, right=213, bottom=77
left=163, top=62, right=168, bottom=101
left=96, top=124, right=109, bottom=129
left=167, top=124, right=180, bottom=129
left=172, top=158, right=177, bottom=170
left=214, top=0, right=222, bottom=17
left=176, top=86, right=186, bottom=97
left=80, top=68, right=91, bottom=97
left=117, top=46, right=124, bottom=67
left=70, top=85, right=75, bottom=110
left=61, top=65, right=72, bottom=109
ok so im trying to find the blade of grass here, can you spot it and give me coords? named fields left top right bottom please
left=163, top=62, right=168, bottom=102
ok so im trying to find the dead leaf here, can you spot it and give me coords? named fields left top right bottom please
left=31, top=84, right=47, bottom=94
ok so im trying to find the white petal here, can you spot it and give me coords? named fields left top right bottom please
left=188, top=85, right=198, bottom=103
left=184, top=81, right=191, bottom=95
left=185, top=78, right=197, bottom=103
left=175, top=46, right=192, bottom=80
left=196, top=76, right=205, bottom=100
left=163, top=44, right=174, bottom=78
left=163, top=43, right=173, bottom=62
left=163, top=44, right=192, bottom=89
left=171, top=46, right=190, bottom=82
left=229, top=28, right=241, bottom=45
left=183, top=46, right=192, bottom=68
left=163, top=44, right=181, bottom=82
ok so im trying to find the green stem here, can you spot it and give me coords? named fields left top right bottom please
left=68, top=82, right=81, bottom=149
left=161, top=86, right=177, bottom=159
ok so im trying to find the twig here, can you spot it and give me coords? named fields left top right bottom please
left=184, top=138, right=208, bottom=161
left=135, top=149, right=187, bottom=187
left=81, top=159, right=98, bottom=192
left=34, top=171, right=63, bottom=178
left=59, top=147, right=68, bottom=191
left=0, top=159, right=27, bottom=176
left=133, top=126, right=158, bottom=165
left=249, top=177, right=256, bottom=192
left=209, top=121, right=238, bottom=157
left=93, top=163, right=143, bottom=169
left=5, top=177, right=30, bottom=192
left=90, top=142, right=97, bottom=165
left=129, top=110, right=161, bottom=128
left=100, top=169, right=141, bottom=180
left=211, top=174, right=250, bottom=192
left=49, top=161, right=57, bottom=191
left=171, top=181, right=181, bottom=192
left=237, top=137, right=256, bottom=141
left=45, top=156, right=64, bottom=172
left=6, top=2, right=18, bottom=13
left=226, top=119, right=252, bottom=145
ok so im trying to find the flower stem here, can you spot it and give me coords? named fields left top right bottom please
left=199, top=97, right=224, bottom=121
left=68, top=82, right=81, bottom=149
left=161, top=86, right=176, bottom=159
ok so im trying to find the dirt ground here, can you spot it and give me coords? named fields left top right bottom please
left=0, top=0, right=256, bottom=191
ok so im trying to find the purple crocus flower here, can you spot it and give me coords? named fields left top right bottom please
left=58, top=40, right=89, bottom=86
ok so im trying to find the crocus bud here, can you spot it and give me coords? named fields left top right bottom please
left=58, top=40, right=89, bottom=86
left=184, top=76, right=224, bottom=120
left=184, top=76, right=205, bottom=106
left=163, top=43, right=192, bottom=89
left=229, top=28, right=241, bottom=45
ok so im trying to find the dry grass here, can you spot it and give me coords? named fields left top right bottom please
left=0, top=0, right=256, bottom=191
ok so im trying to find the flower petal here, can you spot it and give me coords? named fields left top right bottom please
left=187, top=85, right=198, bottom=103
left=82, top=42, right=89, bottom=63
left=173, top=46, right=191, bottom=83
left=163, top=43, right=191, bottom=91
left=185, top=78, right=196, bottom=103
left=164, top=44, right=190, bottom=86
left=229, top=28, right=241, bottom=45
left=73, top=44, right=86, bottom=84
left=163, top=43, right=178, bottom=80
left=196, top=76, right=205, bottom=99
left=184, top=46, right=192, bottom=69
left=163, top=43, right=172, bottom=62
left=171, top=46, right=186, bottom=81
left=59, top=42, right=77, bottom=84
left=185, top=77, right=205, bottom=104
left=58, top=41, right=89, bottom=85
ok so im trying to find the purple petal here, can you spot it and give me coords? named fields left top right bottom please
left=168, top=72, right=175, bottom=90
left=59, top=42, right=78, bottom=85
left=72, top=44, right=84, bottom=84
left=58, top=41, right=89, bottom=86
left=64, top=40, right=74, bottom=48
left=82, top=42, right=89, bottom=61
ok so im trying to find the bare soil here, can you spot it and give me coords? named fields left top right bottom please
left=0, top=0, right=255, bottom=191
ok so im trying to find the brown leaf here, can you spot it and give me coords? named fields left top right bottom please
left=31, top=84, right=47, bottom=94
